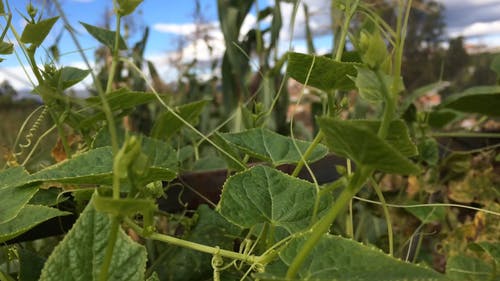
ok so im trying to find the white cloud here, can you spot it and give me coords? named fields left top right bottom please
left=450, top=20, right=500, bottom=38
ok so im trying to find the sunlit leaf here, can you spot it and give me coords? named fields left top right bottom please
left=220, top=128, right=328, bottom=166
left=318, top=117, right=420, bottom=175
left=117, top=0, right=143, bottom=16
left=218, top=166, right=331, bottom=234
left=21, top=17, right=59, bottom=46
left=80, top=22, right=127, bottom=50
left=287, top=52, right=360, bottom=91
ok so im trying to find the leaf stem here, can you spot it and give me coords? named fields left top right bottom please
left=124, top=218, right=259, bottom=264
left=370, top=177, right=393, bottom=256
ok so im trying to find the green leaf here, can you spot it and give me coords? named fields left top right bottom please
left=155, top=205, right=241, bottom=281
left=82, top=88, right=157, bottom=128
left=39, top=195, right=147, bottom=281
left=145, top=273, right=160, bottom=281
left=0, top=166, right=30, bottom=190
left=47, top=66, right=90, bottom=90
left=31, top=141, right=177, bottom=186
left=0, top=167, right=36, bottom=224
left=93, top=196, right=156, bottom=229
left=428, top=109, right=460, bottom=128
left=446, top=255, right=495, bottom=281
left=117, top=0, right=143, bottom=16
left=150, top=99, right=209, bottom=140
left=217, top=166, right=331, bottom=234
left=442, top=86, right=500, bottom=116
left=318, top=117, right=420, bottom=175
left=0, top=205, right=70, bottom=243
left=20, top=17, right=59, bottom=46
left=0, top=41, right=13, bottom=54
left=220, top=128, right=328, bottom=165
left=260, top=234, right=446, bottom=280
left=19, top=248, right=46, bottom=281
left=469, top=242, right=500, bottom=264
left=287, top=52, right=360, bottom=91
left=354, top=67, right=404, bottom=103
left=30, top=147, right=115, bottom=185
left=80, top=22, right=127, bottom=50
left=345, top=119, right=417, bottom=157
left=418, top=138, right=439, bottom=166
left=404, top=203, right=446, bottom=224
left=29, top=188, right=66, bottom=206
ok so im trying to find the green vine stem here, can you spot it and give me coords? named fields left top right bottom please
left=291, top=0, right=359, bottom=177
left=370, top=177, right=394, bottom=256
left=98, top=217, right=120, bottom=281
left=124, top=218, right=260, bottom=264
left=286, top=1, right=412, bottom=277
left=52, top=0, right=119, bottom=156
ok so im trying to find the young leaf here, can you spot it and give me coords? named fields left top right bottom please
left=441, top=86, right=500, bottom=116
left=220, top=128, right=328, bottom=166
left=117, top=0, right=143, bottom=16
left=318, top=117, right=420, bottom=175
left=259, top=234, right=447, bottom=280
left=0, top=41, right=13, bottom=54
left=150, top=99, right=209, bottom=140
left=353, top=67, right=404, bottom=103
left=80, top=22, right=127, bottom=50
left=217, top=166, right=331, bottom=234
left=287, top=52, right=360, bottom=91
left=0, top=205, right=70, bottom=243
left=20, top=17, right=59, bottom=46
left=46, top=66, right=90, bottom=90
left=39, top=195, right=147, bottom=281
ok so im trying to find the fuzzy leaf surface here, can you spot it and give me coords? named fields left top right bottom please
left=318, top=117, right=420, bottom=174
left=0, top=167, right=36, bottom=223
left=218, top=166, right=331, bottom=233
left=287, top=52, right=359, bottom=91
left=221, top=128, right=328, bottom=165
left=30, top=144, right=177, bottom=186
left=260, top=234, right=447, bottom=281
left=39, top=196, right=147, bottom=281
left=0, top=205, right=70, bottom=243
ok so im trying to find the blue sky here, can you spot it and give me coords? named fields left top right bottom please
left=1, top=0, right=500, bottom=91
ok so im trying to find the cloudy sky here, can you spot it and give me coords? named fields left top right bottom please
left=1, top=0, right=499, bottom=92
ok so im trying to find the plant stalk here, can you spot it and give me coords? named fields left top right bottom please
left=98, top=217, right=120, bottom=281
